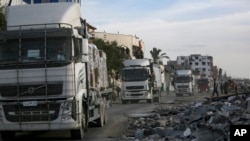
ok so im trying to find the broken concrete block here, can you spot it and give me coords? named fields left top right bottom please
left=183, top=127, right=191, bottom=137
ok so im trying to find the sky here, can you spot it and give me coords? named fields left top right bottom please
left=81, top=0, right=250, bottom=79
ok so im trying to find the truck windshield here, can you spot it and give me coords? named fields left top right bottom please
left=0, top=37, right=72, bottom=64
left=122, top=68, right=149, bottom=81
left=175, top=76, right=191, bottom=83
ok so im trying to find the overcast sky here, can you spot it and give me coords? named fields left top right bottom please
left=81, top=0, right=250, bottom=79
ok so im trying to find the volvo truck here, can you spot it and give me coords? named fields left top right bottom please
left=121, top=59, right=162, bottom=104
left=174, top=70, right=194, bottom=96
left=0, top=3, right=112, bottom=140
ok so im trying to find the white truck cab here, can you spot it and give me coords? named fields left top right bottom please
left=174, top=70, right=194, bottom=96
left=121, top=59, right=162, bottom=104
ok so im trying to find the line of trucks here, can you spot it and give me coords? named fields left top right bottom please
left=0, top=2, right=166, bottom=140
left=0, top=2, right=212, bottom=139
left=174, top=70, right=210, bottom=96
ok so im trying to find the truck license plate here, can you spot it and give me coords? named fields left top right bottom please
left=23, top=101, right=38, bottom=107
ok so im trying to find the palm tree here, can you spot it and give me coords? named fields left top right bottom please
left=150, top=47, right=169, bottom=63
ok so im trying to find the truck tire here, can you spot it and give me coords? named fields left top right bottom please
left=131, top=100, right=139, bottom=103
left=122, top=100, right=128, bottom=104
left=147, top=89, right=153, bottom=103
left=147, top=98, right=153, bottom=103
left=153, top=90, right=160, bottom=103
left=104, top=98, right=108, bottom=125
left=71, top=107, right=85, bottom=139
left=153, top=96, right=160, bottom=103
left=96, top=103, right=105, bottom=127
left=1, top=131, right=15, bottom=141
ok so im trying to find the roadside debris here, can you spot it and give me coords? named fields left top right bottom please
left=120, top=92, right=250, bottom=141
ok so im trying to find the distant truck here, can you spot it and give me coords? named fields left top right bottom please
left=121, top=59, right=162, bottom=104
left=197, top=78, right=209, bottom=93
left=174, top=70, right=194, bottom=96
left=0, top=3, right=112, bottom=140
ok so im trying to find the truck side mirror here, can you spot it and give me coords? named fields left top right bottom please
left=81, top=39, right=89, bottom=62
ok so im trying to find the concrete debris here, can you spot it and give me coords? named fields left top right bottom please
left=120, top=93, right=250, bottom=141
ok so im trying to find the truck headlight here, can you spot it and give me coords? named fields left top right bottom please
left=62, top=98, right=77, bottom=121
left=62, top=101, right=73, bottom=121
left=63, top=101, right=72, bottom=114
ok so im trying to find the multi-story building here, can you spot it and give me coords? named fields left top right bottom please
left=92, top=32, right=145, bottom=59
left=176, top=54, right=213, bottom=79
left=176, top=56, right=191, bottom=70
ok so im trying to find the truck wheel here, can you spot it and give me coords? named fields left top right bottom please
left=122, top=100, right=128, bottom=104
left=71, top=107, right=85, bottom=139
left=96, top=104, right=105, bottom=127
left=131, top=100, right=139, bottom=103
left=153, top=96, right=160, bottom=103
left=104, top=98, right=108, bottom=125
left=147, top=99, right=153, bottom=103
left=1, top=131, right=15, bottom=141
left=153, top=90, right=160, bottom=103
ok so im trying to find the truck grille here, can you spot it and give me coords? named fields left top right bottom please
left=177, top=85, right=189, bottom=88
left=126, top=86, right=144, bottom=90
left=3, top=103, right=60, bottom=122
left=0, top=83, right=63, bottom=97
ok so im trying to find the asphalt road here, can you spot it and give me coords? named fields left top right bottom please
left=84, top=100, right=157, bottom=141
left=0, top=91, right=210, bottom=141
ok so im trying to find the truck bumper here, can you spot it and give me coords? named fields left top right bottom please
left=121, top=91, right=152, bottom=100
left=175, top=90, right=192, bottom=96
left=0, top=120, right=80, bottom=131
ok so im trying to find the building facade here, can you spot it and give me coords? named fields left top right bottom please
left=176, top=54, right=213, bottom=79
left=92, top=32, right=145, bottom=59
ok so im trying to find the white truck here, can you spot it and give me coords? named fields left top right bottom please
left=0, top=3, right=112, bottom=140
left=174, top=70, right=194, bottom=96
left=121, top=59, right=162, bottom=104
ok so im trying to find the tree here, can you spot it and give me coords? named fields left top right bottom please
left=150, top=47, right=169, bottom=63
left=90, top=38, right=128, bottom=73
left=0, top=4, right=6, bottom=31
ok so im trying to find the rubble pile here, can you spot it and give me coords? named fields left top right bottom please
left=121, top=94, right=250, bottom=141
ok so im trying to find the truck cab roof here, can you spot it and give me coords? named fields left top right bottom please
left=6, top=3, right=82, bottom=31
left=175, top=70, right=192, bottom=76
left=123, top=59, right=150, bottom=67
